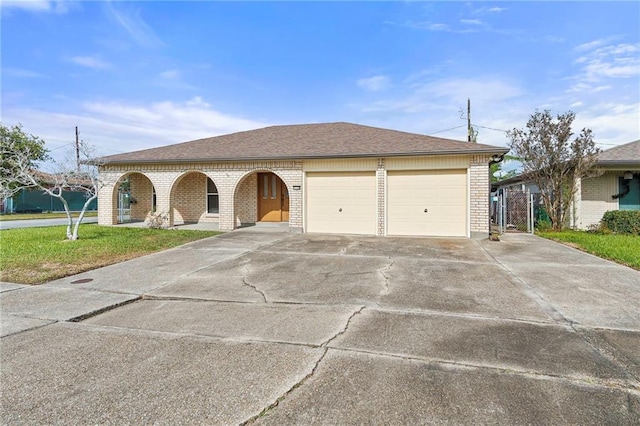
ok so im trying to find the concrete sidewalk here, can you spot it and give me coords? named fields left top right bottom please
left=0, top=216, right=99, bottom=230
left=2, top=231, right=639, bottom=424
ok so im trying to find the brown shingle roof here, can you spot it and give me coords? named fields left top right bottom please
left=598, top=139, right=640, bottom=164
left=99, top=122, right=509, bottom=164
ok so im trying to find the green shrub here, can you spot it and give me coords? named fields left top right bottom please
left=600, top=210, right=640, bottom=235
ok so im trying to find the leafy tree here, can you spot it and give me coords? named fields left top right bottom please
left=1, top=125, right=105, bottom=240
left=491, top=154, right=520, bottom=183
left=0, top=124, right=50, bottom=199
left=506, top=110, right=599, bottom=231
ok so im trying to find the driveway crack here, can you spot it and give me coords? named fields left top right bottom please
left=241, top=306, right=366, bottom=423
left=321, top=305, right=366, bottom=347
left=377, top=257, right=394, bottom=299
left=242, top=276, right=267, bottom=303
left=240, top=348, right=328, bottom=425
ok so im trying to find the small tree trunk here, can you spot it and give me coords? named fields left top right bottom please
left=71, top=195, right=98, bottom=240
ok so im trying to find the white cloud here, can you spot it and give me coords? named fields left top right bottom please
left=406, top=21, right=453, bottom=32
left=3, top=68, right=47, bottom=78
left=489, top=7, right=507, bottom=13
left=460, top=19, right=483, bottom=25
left=159, top=69, right=180, bottom=79
left=568, top=41, right=640, bottom=92
left=573, top=102, right=640, bottom=146
left=2, top=97, right=270, bottom=161
left=357, top=75, right=391, bottom=92
left=0, top=0, right=70, bottom=13
left=70, top=56, right=111, bottom=69
left=103, top=2, right=163, bottom=48
left=154, top=69, right=196, bottom=90
left=574, top=38, right=611, bottom=52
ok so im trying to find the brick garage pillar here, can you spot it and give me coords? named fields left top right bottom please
left=469, top=155, right=491, bottom=238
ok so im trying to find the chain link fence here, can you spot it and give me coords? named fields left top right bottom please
left=492, top=188, right=535, bottom=234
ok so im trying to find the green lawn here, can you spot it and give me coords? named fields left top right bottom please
left=0, top=225, right=219, bottom=284
left=0, top=212, right=98, bottom=221
left=537, top=230, right=640, bottom=270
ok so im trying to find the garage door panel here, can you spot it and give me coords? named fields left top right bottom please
left=388, top=170, right=467, bottom=237
left=306, top=172, right=376, bottom=235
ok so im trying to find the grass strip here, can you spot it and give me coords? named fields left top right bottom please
left=0, top=224, right=218, bottom=284
left=538, top=230, right=640, bottom=270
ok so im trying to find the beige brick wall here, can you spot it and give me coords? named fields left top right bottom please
left=98, top=162, right=303, bottom=231
left=129, top=173, right=154, bottom=221
left=98, top=155, right=491, bottom=237
left=172, top=172, right=207, bottom=223
left=578, top=172, right=619, bottom=229
left=469, top=155, right=491, bottom=238
left=235, top=173, right=258, bottom=225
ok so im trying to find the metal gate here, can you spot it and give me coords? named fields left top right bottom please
left=492, top=188, right=535, bottom=234
left=117, top=189, right=131, bottom=223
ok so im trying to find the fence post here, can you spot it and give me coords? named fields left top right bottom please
left=529, top=192, right=535, bottom=234
left=526, top=190, right=531, bottom=233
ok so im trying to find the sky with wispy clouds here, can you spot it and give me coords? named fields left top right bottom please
left=2, top=1, right=639, bottom=163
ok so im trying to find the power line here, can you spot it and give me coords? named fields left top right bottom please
left=475, top=125, right=509, bottom=133
left=430, top=124, right=466, bottom=135
left=49, top=142, right=75, bottom=151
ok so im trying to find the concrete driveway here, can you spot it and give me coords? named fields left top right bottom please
left=1, top=231, right=639, bottom=424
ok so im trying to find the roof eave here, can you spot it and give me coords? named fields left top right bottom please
left=598, top=160, right=640, bottom=167
left=99, top=147, right=510, bottom=165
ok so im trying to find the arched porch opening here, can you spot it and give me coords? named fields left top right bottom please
left=112, top=172, right=155, bottom=224
left=169, top=171, right=220, bottom=225
left=233, top=170, right=290, bottom=227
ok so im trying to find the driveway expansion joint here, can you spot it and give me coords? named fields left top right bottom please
left=571, top=325, right=640, bottom=384
left=475, top=239, right=573, bottom=326
left=327, top=346, right=640, bottom=393
left=67, top=296, right=142, bottom=323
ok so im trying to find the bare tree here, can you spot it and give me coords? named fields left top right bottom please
left=507, top=110, right=600, bottom=231
left=2, top=128, right=105, bottom=240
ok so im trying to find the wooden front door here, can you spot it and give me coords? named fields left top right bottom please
left=258, top=173, right=289, bottom=222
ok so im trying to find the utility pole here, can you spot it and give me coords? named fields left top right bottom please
left=467, top=98, right=471, bottom=142
left=75, top=126, right=80, bottom=172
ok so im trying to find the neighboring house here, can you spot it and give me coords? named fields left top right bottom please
left=97, top=122, right=508, bottom=238
left=495, top=139, right=640, bottom=229
left=577, top=139, right=640, bottom=228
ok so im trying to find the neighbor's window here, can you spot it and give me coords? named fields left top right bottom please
left=207, top=178, right=219, bottom=214
left=152, top=187, right=157, bottom=212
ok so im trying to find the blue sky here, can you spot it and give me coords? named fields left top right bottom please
left=2, top=1, right=639, bottom=164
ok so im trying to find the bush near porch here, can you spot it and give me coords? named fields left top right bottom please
left=537, top=230, right=640, bottom=270
left=0, top=225, right=218, bottom=284
left=601, top=210, right=640, bottom=236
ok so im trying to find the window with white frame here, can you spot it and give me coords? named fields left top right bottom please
left=207, top=178, right=219, bottom=214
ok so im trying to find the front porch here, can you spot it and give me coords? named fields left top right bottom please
left=97, top=161, right=303, bottom=232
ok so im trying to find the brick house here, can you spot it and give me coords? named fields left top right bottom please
left=97, top=122, right=509, bottom=238
left=496, top=139, right=640, bottom=229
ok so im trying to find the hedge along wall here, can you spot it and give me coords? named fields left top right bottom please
left=601, top=210, right=640, bottom=235
left=8, top=188, right=98, bottom=213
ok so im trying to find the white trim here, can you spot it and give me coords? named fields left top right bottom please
left=383, top=169, right=388, bottom=236
left=467, top=167, right=471, bottom=238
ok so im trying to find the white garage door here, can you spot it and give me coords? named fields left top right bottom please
left=306, top=171, right=376, bottom=235
left=387, top=169, right=467, bottom=237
